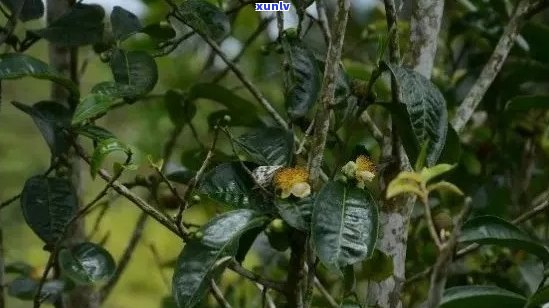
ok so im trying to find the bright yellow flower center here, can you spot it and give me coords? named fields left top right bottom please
left=274, top=167, right=311, bottom=198
left=355, top=155, right=376, bottom=173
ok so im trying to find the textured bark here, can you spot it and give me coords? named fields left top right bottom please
left=409, top=0, right=445, bottom=78
left=366, top=0, right=444, bottom=306
left=47, top=1, right=97, bottom=307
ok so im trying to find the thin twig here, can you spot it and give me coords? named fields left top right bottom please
left=228, top=261, right=286, bottom=294
left=422, top=195, right=443, bottom=250
left=451, top=0, right=549, bottom=133
left=171, top=11, right=288, bottom=129
left=424, top=199, right=472, bottom=308
left=210, top=280, right=232, bottom=308
left=72, top=142, right=183, bottom=238
left=315, top=0, right=332, bottom=46
left=313, top=276, right=338, bottom=308
left=174, top=126, right=222, bottom=232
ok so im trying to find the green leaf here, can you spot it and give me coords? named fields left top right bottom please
left=141, top=23, right=176, bottom=42
left=8, top=277, right=64, bottom=302
left=176, top=0, right=230, bottom=42
left=12, top=101, right=71, bottom=157
left=165, top=90, right=196, bottom=126
left=0, top=53, right=79, bottom=98
left=5, top=262, right=33, bottom=275
left=90, top=138, right=131, bottom=179
left=281, top=34, right=321, bottom=119
left=459, top=216, right=549, bottom=263
left=172, top=209, right=268, bottom=308
left=528, top=284, right=549, bottom=307
left=72, top=94, right=116, bottom=125
left=275, top=196, right=313, bottom=231
left=234, top=127, right=294, bottom=166
left=506, top=95, right=549, bottom=111
left=441, top=285, right=527, bottom=308
left=73, top=125, right=116, bottom=141
left=109, top=49, right=158, bottom=97
left=360, top=249, right=394, bottom=282
left=188, top=83, right=261, bottom=127
left=58, top=242, right=116, bottom=285
left=383, top=62, right=448, bottom=166
left=198, top=162, right=263, bottom=210
left=312, top=181, right=379, bottom=273
left=31, top=4, right=105, bottom=46
left=420, top=164, right=455, bottom=183
left=20, top=176, right=78, bottom=245
left=0, top=0, right=44, bottom=22
left=111, top=6, right=142, bottom=41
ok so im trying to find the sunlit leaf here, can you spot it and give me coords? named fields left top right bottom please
left=176, top=0, right=230, bottom=42
left=172, top=209, right=268, bottom=308
left=111, top=6, right=142, bottom=41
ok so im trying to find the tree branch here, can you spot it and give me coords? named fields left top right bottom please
left=409, top=0, right=445, bottom=78
left=228, top=261, right=286, bottom=294
left=308, top=0, right=351, bottom=184
left=451, top=0, right=549, bottom=133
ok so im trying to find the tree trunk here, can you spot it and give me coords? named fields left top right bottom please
left=46, top=1, right=99, bottom=307
left=365, top=1, right=445, bottom=307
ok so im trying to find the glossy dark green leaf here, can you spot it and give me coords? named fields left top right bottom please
left=90, top=138, right=131, bottom=178
left=165, top=90, right=196, bottom=126
left=281, top=34, right=321, bottom=119
left=0, top=53, right=79, bottom=98
left=172, top=209, right=268, bottom=308
left=188, top=83, right=261, bottom=127
left=459, top=216, right=549, bottom=263
left=275, top=196, right=312, bottom=231
left=383, top=62, right=448, bottom=166
left=73, top=125, right=116, bottom=141
left=20, top=176, right=78, bottom=244
left=506, top=95, right=549, bottom=111
left=111, top=6, right=142, bottom=41
left=312, top=181, right=379, bottom=274
left=72, top=94, right=116, bottom=125
left=234, top=127, right=294, bottom=166
left=440, top=285, right=526, bottom=308
left=7, top=277, right=64, bottom=301
left=176, top=0, right=230, bottom=42
left=198, top=162, right=259, bottom=209
left=58, top=242, right=116, bottom=285
left=141, top=23, right=176, bottom=42
left=235, top=226, right=264, bottom=263
left=1, top=0, right=44, bottom=22
left=12, top=101, right=71, bottom=157
left=31, top=4, right=105, bottom=46
left=109, top=49, right=158, bottom=97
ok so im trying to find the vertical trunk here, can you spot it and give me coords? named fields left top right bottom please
left=0, top=219, right=5, bottom=308
left=46, top=1, right=98, bottom=307
left=365, top=1, right=445, bottom=307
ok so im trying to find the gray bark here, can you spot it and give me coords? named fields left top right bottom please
left=409, top=0, right=445, bottom=78
left=47, top=1, right=98, bottom=307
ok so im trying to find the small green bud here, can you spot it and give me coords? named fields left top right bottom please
left=192, top=195, right=201, bottom=203
left=284, top=28, right=298, bottom=39
left=223, top=115, right=232, bottom=123
left=99, top=51, right=111, bottom=63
